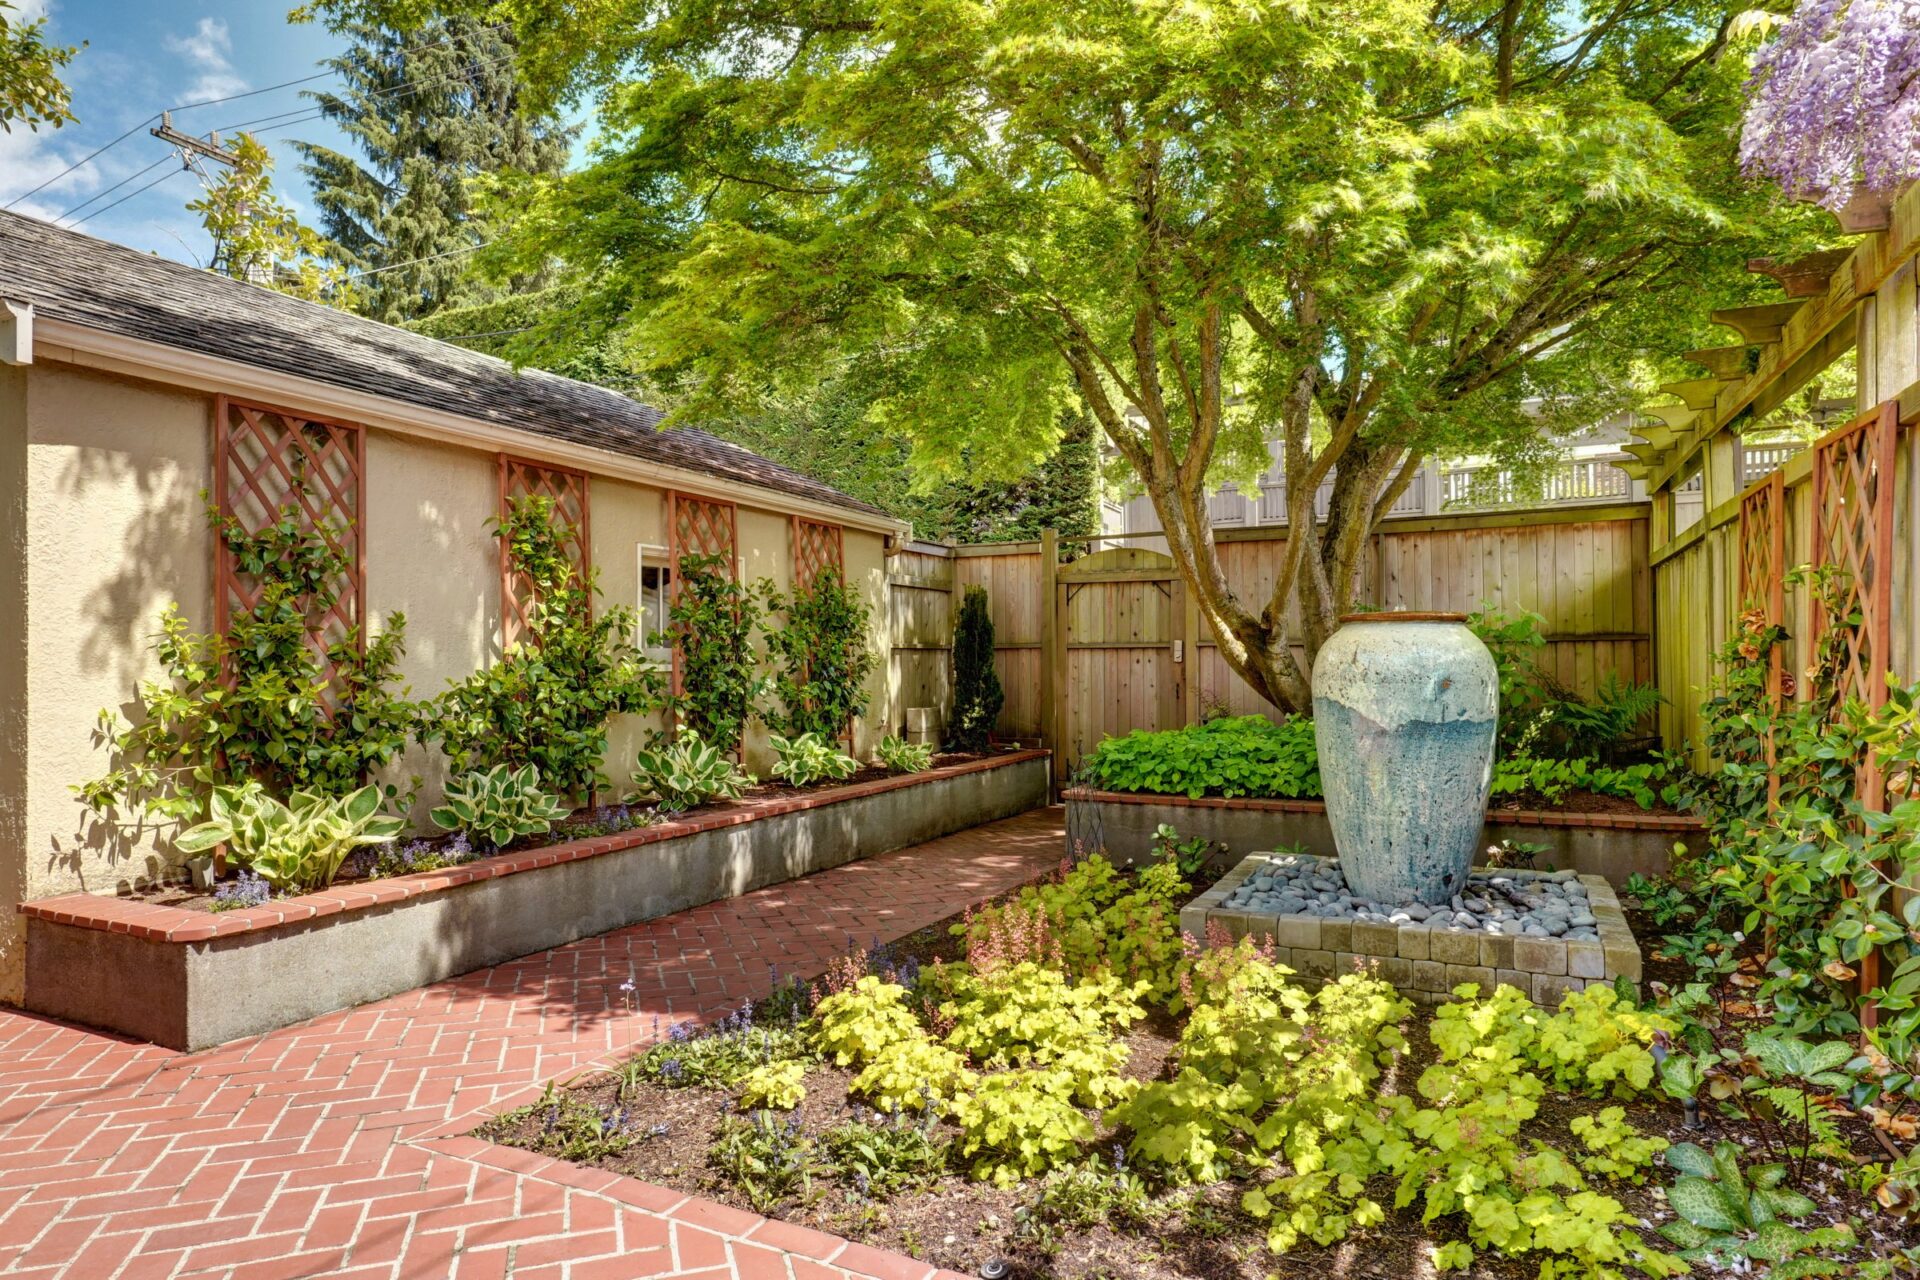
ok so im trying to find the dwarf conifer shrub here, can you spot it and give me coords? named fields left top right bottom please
left=948, top=586, right=1003, bottom=751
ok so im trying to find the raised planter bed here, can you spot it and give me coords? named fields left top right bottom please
left=21, top=750, right=1050, bottom=1051
left=1064, top=786, right=1701, bottom=886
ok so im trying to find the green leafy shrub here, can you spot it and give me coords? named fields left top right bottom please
left=667, top=553, right=766, bottom=754
left=873, top=735, right=934, bottom=773
left=811, top=977, right=921, bottom=1067
left=1491, top=752, right=1676, bottom=809
left=631, top=728, right=751, bottom=813
left=736, top=1060, right=807, bottom=1110
left=1029, top=1157, right=1155, bottom=1232
left=821, top=1110, right=949, bottom=1196
left=948, top=585, right=1003, bottom=752
left=1081, top=715, right=1319, bottom=799
left=1432, top=983, right=1674, bottom=1098
left=1111, top=961, right=1404, bottom=1187
left=850, top=1035, right=975, bottom=1114
left=768, top=732, right=859, bottom=787
left=760, top=567, right=875, bottom=740
left=78, top=503, right=422, bottom=829
left=428, top=497, right=662, bottom=797
left=940, top=962, right=1144, bottom=1106
left=956, top=854, right=1190, bottom=1005
left=430, top=764, right=569, bottom=849
left=950, top=1068, right=1093, bottom=1186
left=1569, top=1107, right=1668, bottom=1183
left=176, top=783, right=405, bottom=892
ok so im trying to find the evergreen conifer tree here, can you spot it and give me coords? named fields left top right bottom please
left=949, top=587, right=1004, bottom=753
left=292, top=17, right=571, bottom=323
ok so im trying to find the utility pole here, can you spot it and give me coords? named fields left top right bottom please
left=150, top=112, right=241, bottom=178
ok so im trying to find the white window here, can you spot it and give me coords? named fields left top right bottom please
left=635, top=543, right=672, bottom=664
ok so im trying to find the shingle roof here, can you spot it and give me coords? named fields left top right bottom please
left=0, top=210, right=887, bottom=519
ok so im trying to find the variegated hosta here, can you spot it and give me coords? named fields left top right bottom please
left=632, top=728, right=751, bottom=814
left=873, top=735, right=935, bottom=774
left=768, top=732, right=859, bottom=788
left=430, top=764, right=570, bottom=850
left=176, top=783, right=405, bottom=893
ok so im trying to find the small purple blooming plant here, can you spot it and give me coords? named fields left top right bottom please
left=1741, top=0, right=1920, bottom=208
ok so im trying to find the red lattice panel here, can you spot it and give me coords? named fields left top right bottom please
left=793, top=517, right=844, bottom=594
left=1810, top=400, right=1899, bottom=1021
left=498, top=455, right=591, bottom=650
left=666, top=492, right=740, bottom=707
left=213, top=397, right=365, bottom=698
left=1811, top=403, right=1899, bottom=766
left=1737, top=470, right=1788, bottom=803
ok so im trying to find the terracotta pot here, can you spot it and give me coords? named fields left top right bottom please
left=1311, top=612, right=1498, bottom=905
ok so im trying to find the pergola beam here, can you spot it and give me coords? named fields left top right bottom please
left=1649, top=180, right=1920, bottom=492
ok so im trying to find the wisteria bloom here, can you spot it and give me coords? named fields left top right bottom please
left=1741, top=0, right=1920, bottom=209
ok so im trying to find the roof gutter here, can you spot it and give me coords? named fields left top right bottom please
left=26, top=314, right=910, bottom=539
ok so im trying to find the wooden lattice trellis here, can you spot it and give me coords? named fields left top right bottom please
left=498, top=454, right=591, bottom=651
left=792, top=517, right=845, bottom=594
left=1810, top=402, right=1899, bottom=789
left=666, top=492, right=740, bottom=705
left=213, top=396, right=365, bottom=703
left=1808, top=400, right=1899, bottom=1021
left=1737, top=469, right=1788, bottom=806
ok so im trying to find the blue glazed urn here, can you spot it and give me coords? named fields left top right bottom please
left=1311, top=612, right=1498, bottom=906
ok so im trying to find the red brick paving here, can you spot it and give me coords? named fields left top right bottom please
left=0, top=808, right=1064, bottom=1280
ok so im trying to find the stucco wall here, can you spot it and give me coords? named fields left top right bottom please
left=0, top=367, right=28, bottom=1004
left=6, top=363, right=213, bottom=1003
left=2, top=359, right=899, bottom=1002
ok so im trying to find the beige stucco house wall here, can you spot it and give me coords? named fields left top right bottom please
left=0, top=351, right=901, bottom=1005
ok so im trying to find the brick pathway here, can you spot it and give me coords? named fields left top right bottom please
left=0, top=808, right=1065, bottom=1280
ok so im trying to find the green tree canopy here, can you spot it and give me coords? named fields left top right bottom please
left=0, top=0, right=78, bottom=133
left=188, top=133, right=347, bottom=302
left=313, top=0, right=1829, bottom=709
left=290, top=15, right=573, bottom=322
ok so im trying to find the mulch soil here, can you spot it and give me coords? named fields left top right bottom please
left=474, top=893, right=1920, bottom=1280
left=1487, top=787, right=1686, bottom=817
left=117, top=750, right=1012, bottom=914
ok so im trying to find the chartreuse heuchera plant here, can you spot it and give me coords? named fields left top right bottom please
left=430, top=764, right=569, bottom=850
left=177, top=782, right=405, bottom=893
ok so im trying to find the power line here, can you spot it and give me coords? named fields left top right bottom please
left=53, top=153, right=172, bottom=222
left=3, top=115, right=159, bottom=211
left=69, top=166, right=191, bottom=228
left=212, top=46, right=522, bottom=137
left=4, top=32, right=484, bottom=214
left=336, top=241, right=494, bottom=282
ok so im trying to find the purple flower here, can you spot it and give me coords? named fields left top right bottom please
left=210, top=870, right=272, bottom=911
left=1742, top=0, right=1920, bottom=207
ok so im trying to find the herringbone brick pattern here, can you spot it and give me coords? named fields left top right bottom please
left=0, top=808, right=1064, bottom=1280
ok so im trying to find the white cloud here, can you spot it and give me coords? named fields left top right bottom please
left=164, top=16, right=247, bottom=106
left=0, top=128, right=104, bottom=221
left=11, top=0, right=53, bottom=23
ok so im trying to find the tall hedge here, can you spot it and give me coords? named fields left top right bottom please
left=949, top=586, right=1004, bottom=752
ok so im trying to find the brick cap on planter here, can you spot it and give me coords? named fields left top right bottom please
left=1061, top=786, right=1705, bottom=833
left=22, top=749, right=1051, bottom=944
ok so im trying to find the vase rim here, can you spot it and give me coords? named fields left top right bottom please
left=1338, top=611, right=1468, bottom=624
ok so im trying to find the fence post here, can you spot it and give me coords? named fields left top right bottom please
left=1040, top=528, right=1061, bottom=792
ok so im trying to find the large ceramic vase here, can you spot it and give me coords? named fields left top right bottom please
left=1312, top=612, right=1498, bottom=906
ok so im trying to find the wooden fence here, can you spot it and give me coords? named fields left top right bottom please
left=1652, top=399, right=1919, bottom=770
left=884, top=504, right=1654, bottom=777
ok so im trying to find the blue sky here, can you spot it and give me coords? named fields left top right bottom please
left=1, top=0, right=395, bottom=262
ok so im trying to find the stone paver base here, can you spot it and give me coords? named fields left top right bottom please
left=0, top=808, right=1065, bottom=1280
left=1182, top=851, right=1644, bottom=1006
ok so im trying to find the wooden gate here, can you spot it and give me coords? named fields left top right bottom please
left=1051, top=547, right=1187, bottom=778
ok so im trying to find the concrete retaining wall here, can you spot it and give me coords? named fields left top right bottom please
left=1064, top=788, right=1698, bottom=887
left=26, top=754, right=1049, bottom=1051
